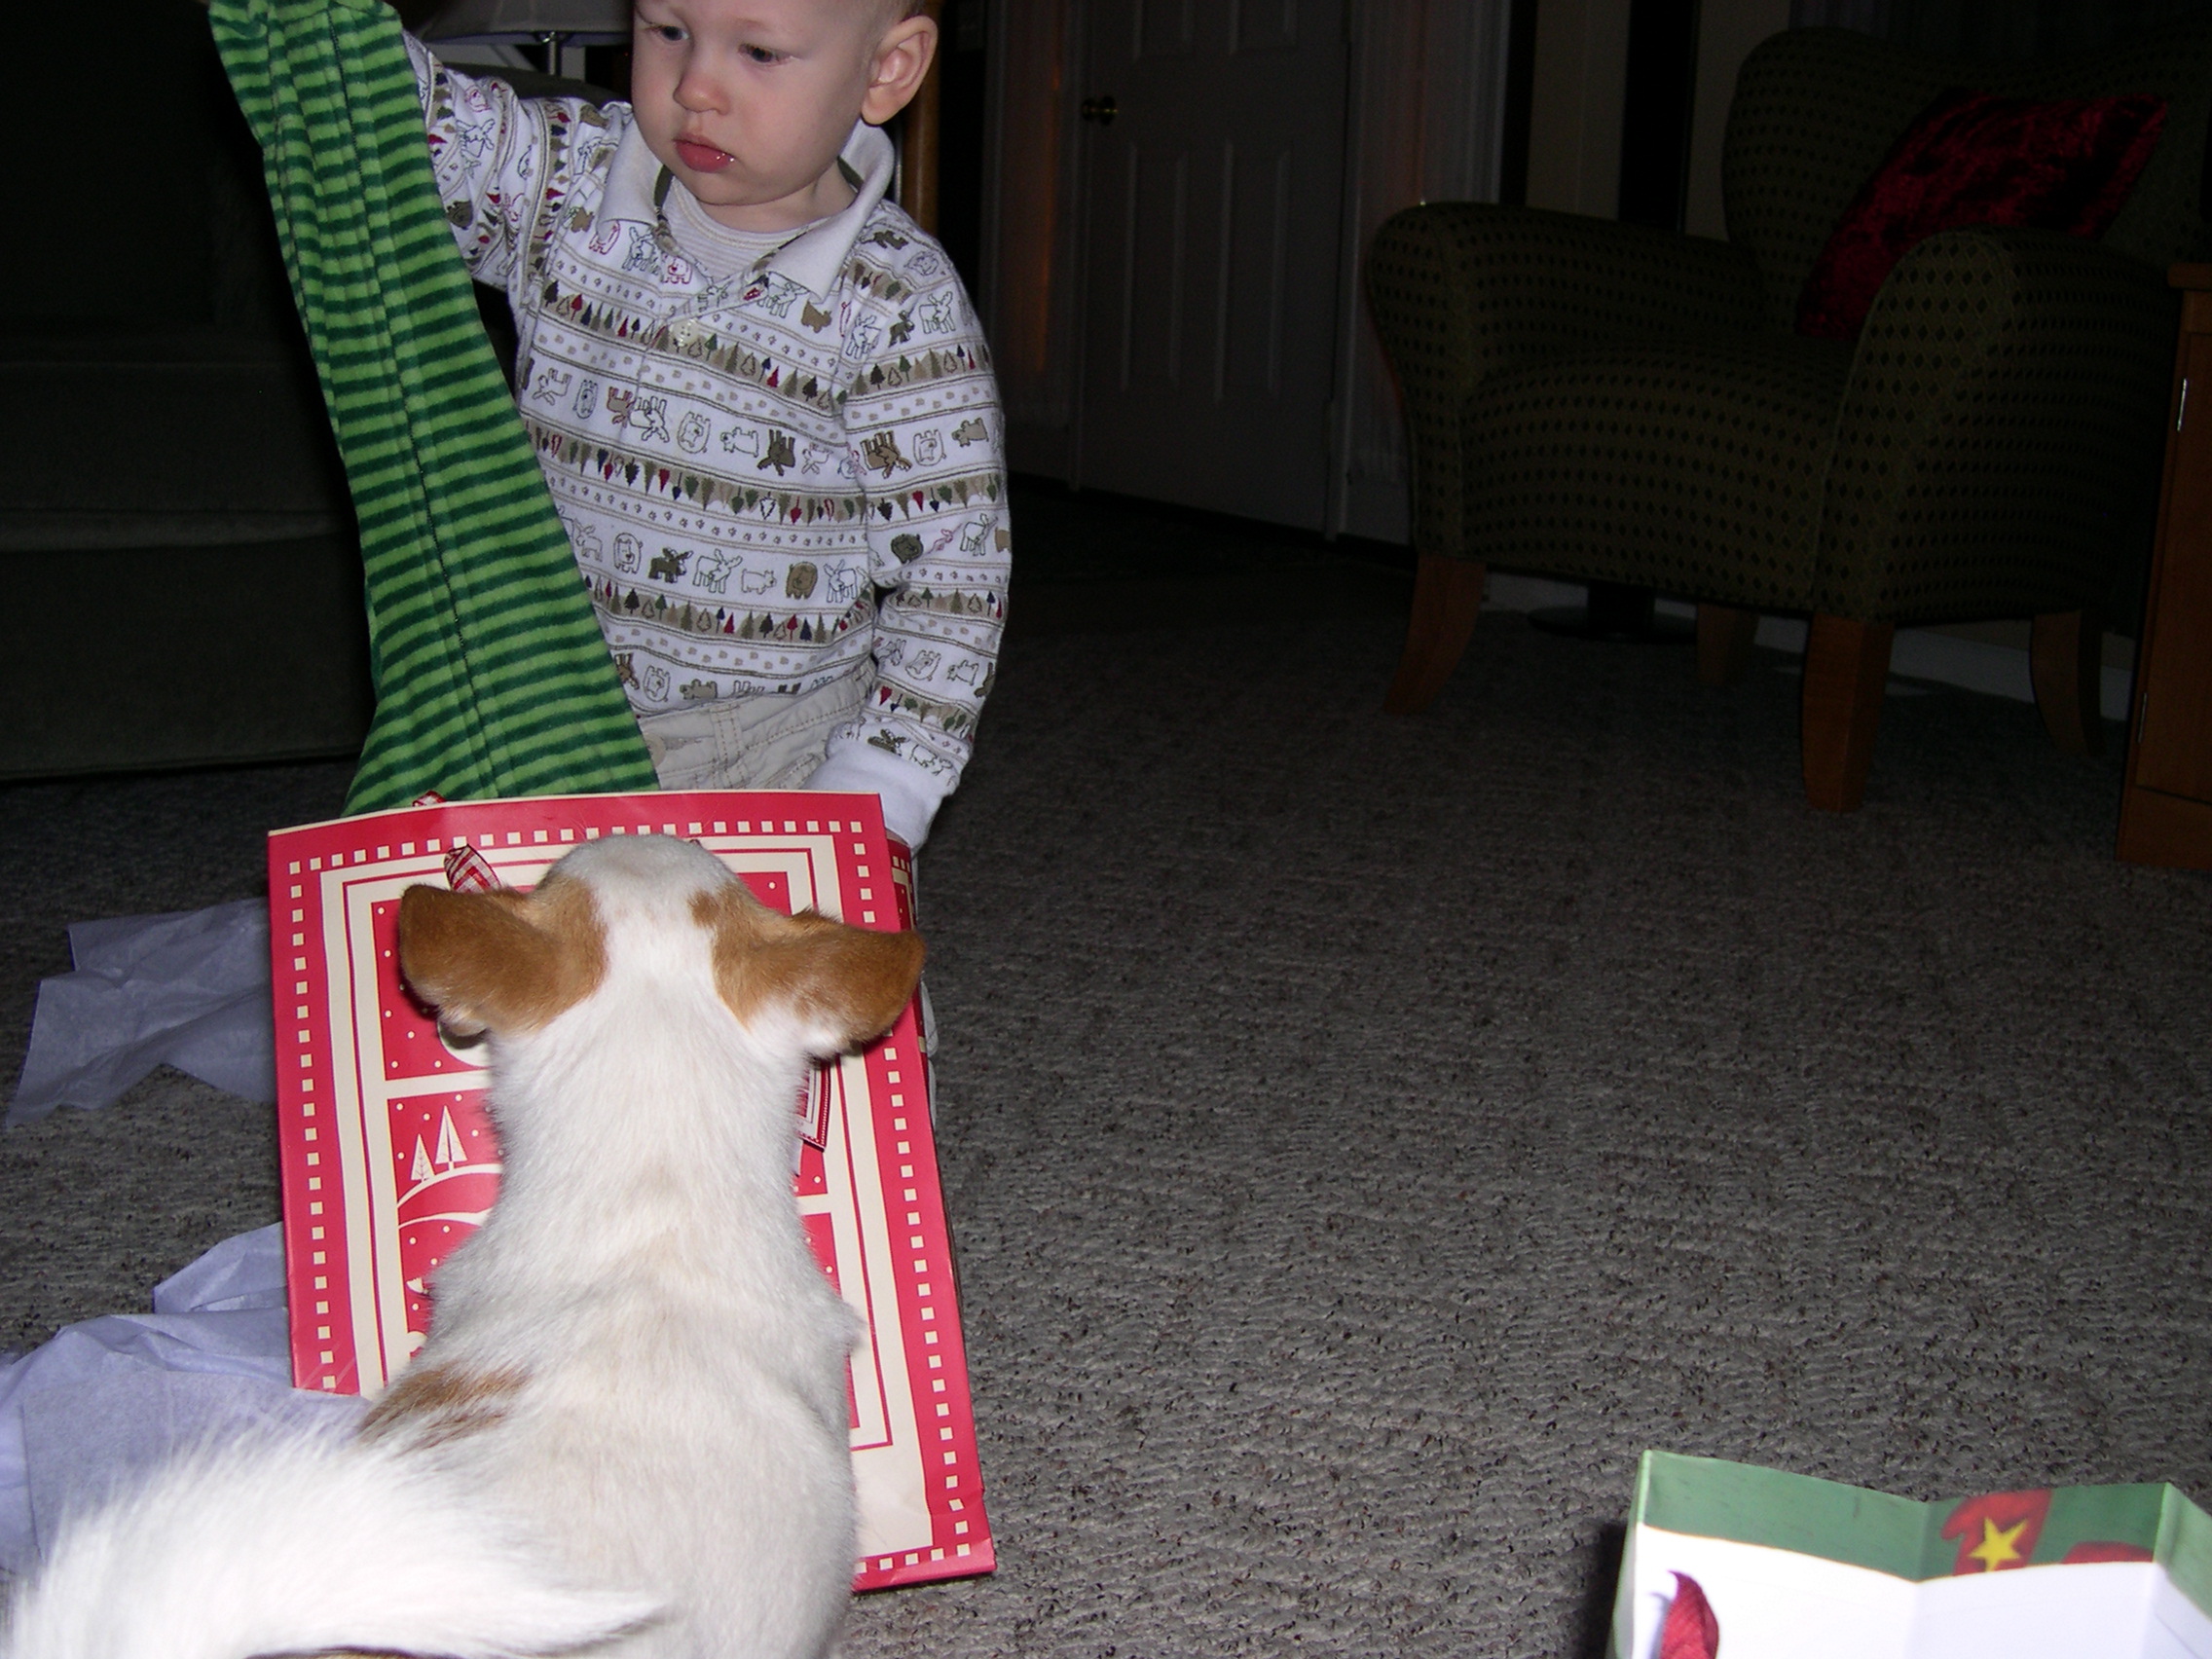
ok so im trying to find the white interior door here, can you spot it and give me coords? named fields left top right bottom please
left=1074, top=0, right=1350, bottom=531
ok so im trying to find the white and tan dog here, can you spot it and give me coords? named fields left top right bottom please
left=3, top=834, right=924, bottom=1659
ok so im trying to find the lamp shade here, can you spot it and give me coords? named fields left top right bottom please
left=417, top=0, right=630, bottom=42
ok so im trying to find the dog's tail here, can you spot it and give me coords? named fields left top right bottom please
left=2, top=1428, right=659, bottom=1659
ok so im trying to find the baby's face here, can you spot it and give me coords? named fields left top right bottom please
left=628, top=0, right=929, bottom=233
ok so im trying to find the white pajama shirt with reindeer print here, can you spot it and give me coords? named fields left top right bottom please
left=407, top=41, right=1009, bottom=846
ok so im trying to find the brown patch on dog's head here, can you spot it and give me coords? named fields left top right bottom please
left=358, top=1361, right=528, bottom=1449
left=693, top=880, right=925, bottom=1055
left=397, top=871, right=607, bottom=1037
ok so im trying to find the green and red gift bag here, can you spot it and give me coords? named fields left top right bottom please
left=1612, top=1452, right=2212, bottom=1658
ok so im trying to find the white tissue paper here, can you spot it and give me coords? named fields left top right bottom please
left=9, top=901, right=276, bottom=1124
left=0, top=1225, right=360, bottom=1577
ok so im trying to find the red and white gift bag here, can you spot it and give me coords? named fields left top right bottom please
left=267, top=791, right=991, bottom=1590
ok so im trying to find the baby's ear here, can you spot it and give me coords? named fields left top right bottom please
left=397, top=880, right=607, bottom=1036
left=860, top=9, right=939, bottom=126
left=706, top=889, right=924, bottom=1055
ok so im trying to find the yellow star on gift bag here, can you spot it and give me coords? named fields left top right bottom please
left=1967, top=1515, right=2032, bottom=1571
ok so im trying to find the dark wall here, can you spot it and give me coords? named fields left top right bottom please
left=6, top=0, right=258, bottom=331
left=1848, top=0, right=2212, bottom=58
left=933, top=0, right=991, bottom=295
left=1617, top=0, right=1702, bottom=229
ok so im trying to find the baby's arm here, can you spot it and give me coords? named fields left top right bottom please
left=402, top=38, right=608, bottom=292
left=810, top=253, right=1010, bottom=852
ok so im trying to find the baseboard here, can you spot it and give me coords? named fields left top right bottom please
left=1481, top=574, right=2134, bottom=723
left=1334, top=477, right=1411, bottom=544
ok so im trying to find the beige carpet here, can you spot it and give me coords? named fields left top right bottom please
left=4, top=508, right=2208, bottom=1654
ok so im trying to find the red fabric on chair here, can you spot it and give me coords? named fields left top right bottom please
left=1796, top=87, right=2166, bottom=340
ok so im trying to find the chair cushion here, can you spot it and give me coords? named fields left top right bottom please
left=1460, top=331, right=1855, bottom=610
left=1796, top=88, right=2165, bottom=340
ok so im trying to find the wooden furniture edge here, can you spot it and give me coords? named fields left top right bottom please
left=2120, top=270, right=2212, bottom=867
left=2118, top=782, right=2212, bottom=870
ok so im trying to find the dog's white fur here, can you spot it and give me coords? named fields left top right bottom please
left=2, top=834, right=925, bottom=1659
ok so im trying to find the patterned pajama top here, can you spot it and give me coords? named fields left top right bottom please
left=408, top=41, right=1010, bottom=841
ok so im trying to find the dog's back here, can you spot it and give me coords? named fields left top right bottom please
left=4, top=835, right=924, bottom=1659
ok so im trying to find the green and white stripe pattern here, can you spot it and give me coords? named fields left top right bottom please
left=210, top=0, right=658, bottom=813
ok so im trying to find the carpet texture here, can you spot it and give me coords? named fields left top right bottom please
left=3, top=498, right=2208, bottom=1655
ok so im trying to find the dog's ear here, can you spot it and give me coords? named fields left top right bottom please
left=770, top=916, right=927, bottom=1054
left=702, top=885, right=925, bottom=1055
left=397, top=879, right=607, bottom=1037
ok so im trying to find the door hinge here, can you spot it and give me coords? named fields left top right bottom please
left=2179, top=377, right=2191, bottom=432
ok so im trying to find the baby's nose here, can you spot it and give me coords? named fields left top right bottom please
left=674, top=68, right=724, bottom=111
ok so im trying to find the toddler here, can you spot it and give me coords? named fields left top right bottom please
left=407, top=0, right=1007, bottom=850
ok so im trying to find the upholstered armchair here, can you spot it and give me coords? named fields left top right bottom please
left=1367, top=22, right=2212, bottom=809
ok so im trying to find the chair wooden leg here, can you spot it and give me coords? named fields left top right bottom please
left=1801, top=614, right=1894, bottom=812
left=1695, top=604, right=1759, bottom=686
left=2030, top=609, right=2103, bottom=757
left=1383, top=553, right=1485, bottom=715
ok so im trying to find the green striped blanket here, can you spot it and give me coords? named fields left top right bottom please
left=210, top=0, right=657, bottom=813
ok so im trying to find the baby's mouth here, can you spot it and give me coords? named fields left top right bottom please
left=675, top=137, right=733, bottom=172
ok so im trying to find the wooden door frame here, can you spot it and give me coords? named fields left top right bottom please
left=978, top=0, right=1088, bottom=480
left=1063, top=0, right=1096, bottom=497
left=897, top=0, right=946, bottom=234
